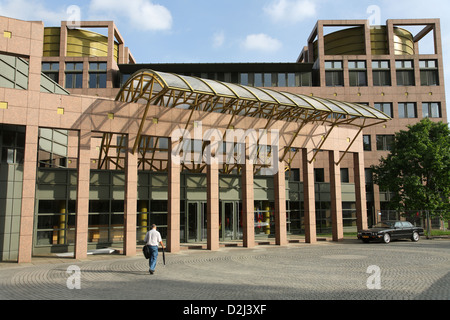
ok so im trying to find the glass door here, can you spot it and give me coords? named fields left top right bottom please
left=187, top=201, right=207, bottom=242
left=220, top=201, right=242, bottom=240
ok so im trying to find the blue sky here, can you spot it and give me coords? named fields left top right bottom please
left=1, top=0, right=449, bottom=121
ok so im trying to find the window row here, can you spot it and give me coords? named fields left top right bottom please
left=325, top=59, right=439, bottom=87
left=41, top=62, right=107, bottom=89
left=373, top=102, right=442, bottom=119
left=363, top=135, right=395, bottom=152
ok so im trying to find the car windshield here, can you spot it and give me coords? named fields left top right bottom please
left=373, top=221, right=395, bottom=228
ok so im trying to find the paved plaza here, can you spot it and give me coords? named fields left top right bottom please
left=0, top=239, right=449, bottom=304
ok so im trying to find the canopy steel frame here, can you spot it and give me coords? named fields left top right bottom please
left=104, top=69, right=390, bottom=172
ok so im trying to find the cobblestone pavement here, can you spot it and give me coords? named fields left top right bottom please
left=0, top=239, right=449, bottom=302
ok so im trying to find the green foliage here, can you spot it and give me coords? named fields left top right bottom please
left=371, top=119, right=450, bottom=220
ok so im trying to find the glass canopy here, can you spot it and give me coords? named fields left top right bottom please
left=116, top=69, right=391, bottom=121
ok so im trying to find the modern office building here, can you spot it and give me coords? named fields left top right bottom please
left=0, top=16, right=446, bottom=262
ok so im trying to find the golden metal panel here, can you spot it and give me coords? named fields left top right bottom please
left=43, top=27, right=119, bottom=61
left=313, top=26, right=415, bottom=58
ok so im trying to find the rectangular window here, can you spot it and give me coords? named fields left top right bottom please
left=374, top=103, right=393, bottom=118
left=314, top=168, right=325, bottom=183
left=263, top=73, right=272, bottom=87
left=240, top=73, right=249, bottom=86
left=325, top=61, right=344, bottom=87
left=65, top=62, right=83, bottom=88
left=422, top=102, right=442, bottom=118
left=277, top=73, right=287, bottom=87
left=287, top=73, right=296, bottom=87
left=340, top=168, right=349, bottom=183
left=420, top=60, right=439, bottom=86
left=376, top=135, right=395, bottom=151
left=348, top=61, right=367, bottom=87
left=372, top=61, right=391, bottom=86
left=398, top=103, right=417, bottom=118
left=254, top=73, right=263, bottom=87
left=363, top=135, right=372, bottom=151
left=89, top=62, right=107, bottom=88
left=396, top=60, right=415, bottom=86
left=42, top=62, right=60, bottom=83
left=365, top=168, right=374, bottom=193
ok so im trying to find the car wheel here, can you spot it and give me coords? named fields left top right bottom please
left=411, top=231, right=420, bottom=242
left=383, top=233, right=391, bottom=244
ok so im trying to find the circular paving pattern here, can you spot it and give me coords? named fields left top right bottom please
left=0, top=239, right=449, bottom=301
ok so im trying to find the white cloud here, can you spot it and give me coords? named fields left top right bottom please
left=0, top=0, right=67, bottom=25
left=242, top=33, right=282, bottom=52
left=89, top=0, right=172, bottom=31
left=263, top=0, right=316, bottom=23
left=212, top=31, right=225, bottom=48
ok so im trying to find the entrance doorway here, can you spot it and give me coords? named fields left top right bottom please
left=186, top=201, right=207, bottom=242
left=220, top=201, right=242, bottom=241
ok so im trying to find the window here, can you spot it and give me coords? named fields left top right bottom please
left=89, top=62, right=107, bottom=88
left=340, top=168, right=349, bottom=183
left=398, top=103, right=417, bottom=118
left=263, top=73, right=272, bottom=87
left=363, top=135, right=372, bottom=151
left=372, top=61, right=391, bottom=86
left=376, top=135, right=395, bottom=151
left=396, top=60, right=415, bottom=86
left=42, top=62, right=59, bottom=83
left=374, top=103, right=393, bottom=118
left=325, top=61, right=344, bottom=87
left=365, top=168, right=374, bottom=193
left=314, top=168, right=325, bottom=182
left=239, top=73, right=249, bottom=86
left=65, top=62, right=83, bottom=88
left=1, top=125, right=25, bottom=164
left=276, top=72, right=311, bottom=87
left=348, top=61, right=367, bottom=87
left=422, top=102, right=442, bottom=118
left=254, top=73, right=263, bottom=87
left=420, top=60, right=439, bottom=86
left=38, top=128, right=69, bottom=168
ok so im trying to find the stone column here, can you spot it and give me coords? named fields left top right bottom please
left=124, top=140, right=138, bottom=256
left=167, top=139, right=180, bottom=253
left=354, top=152, right=368, bottom=231
left=302, top=148, right=316, bottom=244
left=207, top=161, right=220, bottom=251
left=74, top=130, right=91, bottom=260
left=274, top=160, right=287, bottom=246
left=329, top=150, right=343, bottom=241
left=242, top=144, right=255, bottom=248
left=17, top=125, right=38, bottom=263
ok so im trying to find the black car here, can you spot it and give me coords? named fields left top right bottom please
left=357, top=220, right=425, bottom=244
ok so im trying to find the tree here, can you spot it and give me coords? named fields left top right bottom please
left=371, top=118, right=450, bottom=223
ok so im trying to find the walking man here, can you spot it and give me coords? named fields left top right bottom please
left=144, top=224, right=164, bottom=274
